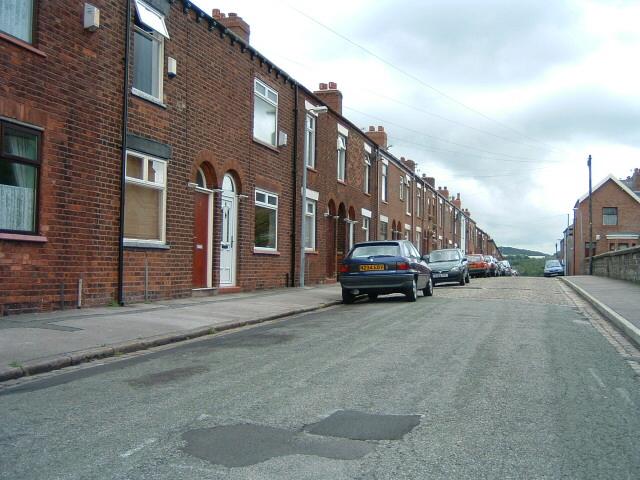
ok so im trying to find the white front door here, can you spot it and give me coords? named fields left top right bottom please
left=220, top=175, right=237, bottom=286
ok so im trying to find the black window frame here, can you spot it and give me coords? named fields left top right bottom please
left=0, top=119, right=42, bottom=234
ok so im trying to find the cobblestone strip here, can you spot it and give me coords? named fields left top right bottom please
left=558, top=281, right=640, bottom=378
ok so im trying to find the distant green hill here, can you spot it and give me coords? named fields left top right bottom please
left=500, top=246, right=550, bottom=257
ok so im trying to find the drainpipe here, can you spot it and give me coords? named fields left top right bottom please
left=290, top=83, right=299, bottom=287
left=118, top=0, right=133, bottom=306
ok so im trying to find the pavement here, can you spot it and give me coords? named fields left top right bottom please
left=561, top=275, right=640, bottom=348
left=0, top=284, right=342, bottom=382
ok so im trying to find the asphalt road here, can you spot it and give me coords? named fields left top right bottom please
left=1, top=278, right=639, bottom=479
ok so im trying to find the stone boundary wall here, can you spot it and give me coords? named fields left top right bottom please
left=592, top=246, right=640, bottom=283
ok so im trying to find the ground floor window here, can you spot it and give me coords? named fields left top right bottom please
left=255, top=189, right=278, bottom=250
left=304, top=199, right=316, bottom=251
left=0, top=122, right=41, bottom=233
left=380, top=220, right=387, bottom=240
left=362, top=217, right=370, bottom=241
left=124, top=151, right=167, bottom=242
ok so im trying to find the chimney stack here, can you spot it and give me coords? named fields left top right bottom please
left=453, top=193, right=461, bottom=209
left=422, top=175, right=435, bottom=187
left=365, top=125, right=388, bottom=149
left=216, top=11, right=250, bottom=43
left=633, top=168, right=640, bottom=190
left=313, top=82, right=342, bottom=115
left=401, top=157, right=416, bottom=172
left=437, top=186, right=450, bottom=199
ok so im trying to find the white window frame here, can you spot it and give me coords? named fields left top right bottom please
left=399, top=176, right=404, bottom=201
left=364, top=154, right=371, bottom=194
left=304, top=198, right=316, bottom=251
left=337, top=134, right=347, bottom=182
left=405, top=179, right=411, bottom=215
left=0, top=0, right=34, bottom=43
left=132, top=26, right=165, bottom=104
left=381, top=163, right=388, bottom=202
left=362, top=216, right=370, bottom=241
left=416, top=188, right=421, bottom=217
left=124, top=151, right=167, bottom=244
left=304, top=113, right=316, bottom=169
left=254, top=188, right=279, bottom=251
left=253, top=79, right=279, bottom=146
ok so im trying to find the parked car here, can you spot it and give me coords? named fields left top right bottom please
left=426, top=248, right=470, bottom=286
left=498, top=260, right=512, bottom=276
left=339, top=240, right=433, bottom=303
left=484, top=255, right=499, bottom=277
left=543, top=259, right=564, bottom=277
left=467, top=254, right=490, bottom=278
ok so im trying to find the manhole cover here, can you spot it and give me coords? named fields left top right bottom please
left=304, top=410, right=421, bottom=440
left=182, top=424, right=372, bottom=467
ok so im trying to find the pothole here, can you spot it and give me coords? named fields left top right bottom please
left=181, top=424, right=372, bottom=467
left=181, top=410, right=421, bottom=467
left=303, top=410, right=421, bottom=441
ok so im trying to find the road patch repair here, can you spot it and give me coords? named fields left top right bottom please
left=181, top=410, right=421, bottom=467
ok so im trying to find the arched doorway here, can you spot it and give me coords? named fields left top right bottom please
left=219, top=174, right=238, bottom=286
left=193, top=166, right=214, bottom=289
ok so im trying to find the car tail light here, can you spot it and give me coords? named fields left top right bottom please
left=396, top=262, right=410, bottom=271
left=339, top=264, right=349, bottom=273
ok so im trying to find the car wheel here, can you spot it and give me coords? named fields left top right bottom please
left=342, top=289, right=355, bottom=304
left=423, top=277, right=434, bottom=297
left=406, top=278, right=417, bottom=302
left=368, top=293, right=378, bottom=301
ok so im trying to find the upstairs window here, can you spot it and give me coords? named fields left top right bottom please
left=132, top=0, right=168, bottom=103
left=337, top=134, right=347, bottom=181
left=304, top=113, right=316, bottom=168
left=381, top=163, right=388, bottom=202
left=0, top=0, right=34, bottom=43
left=602, top=207, right=618, bottom=225
left=399, top=177, right=404, bottom=200
left=254, top=79, right=278, bottom=146
left=0, top=121, right=41, bottom=233
left=405, top=180, right=411, bottom=215
left=363, top=154, right=371, bottom=194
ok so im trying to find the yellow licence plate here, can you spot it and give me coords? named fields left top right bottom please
left=360, top=264, right=385, bottom=271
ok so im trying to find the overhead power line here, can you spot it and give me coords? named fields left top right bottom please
left=285, top=3, right=562, bottom=153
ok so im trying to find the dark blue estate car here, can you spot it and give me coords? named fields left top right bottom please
left=339, top=240, right=433, bottom=304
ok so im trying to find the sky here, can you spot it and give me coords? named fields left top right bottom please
left=194, top=0, right=640, bottom=254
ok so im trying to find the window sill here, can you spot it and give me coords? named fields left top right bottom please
left=124, top=240, right=170, bottom=250
left=0, top=232, right=48, bottom=243
left=306, top=166, right=317, bottom=173
left=131, top=88, right=167, bottom=108
left=0, top=31, right=46, bottom=57
left=304, top=250, right=319, bottom=255
left=337, top=180, right=347, bottom=185
left=253, top=138, right=280, bottom=153
left=254, top=248, right=280, bottom=255
left=363, top=192, right=371, bottom=197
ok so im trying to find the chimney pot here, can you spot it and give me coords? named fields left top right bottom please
left=328, top=81, right=338, bottom=89
left=377, top=126, right=384, bottom=132
left=369, top=126, right=375, bottom=132
left=212, top=8, right=221, bottom=19
left=319, top=83, right=328, bottom=90
left=229, top=12, right=237, bottom=17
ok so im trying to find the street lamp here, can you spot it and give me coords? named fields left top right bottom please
left=588, top=154, right=593, bottom=275
left=300, top=105, right=328, bottom=287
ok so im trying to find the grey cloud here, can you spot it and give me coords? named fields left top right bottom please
left=511, top=88, right=640, bottom=146
left=330, top=0, right=592, bottom=85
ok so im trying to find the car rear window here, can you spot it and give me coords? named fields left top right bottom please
left=350, top=244, right=401, bottom=258
left=545, top=260, right=561, bottom=268
left=468, top=255, right=484, bottom=261
left=430, top=250, right=460, bottom=262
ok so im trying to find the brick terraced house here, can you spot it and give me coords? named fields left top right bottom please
left=570, top=171, right=640, bottom=275
left=0, top=0, right=500, bottom=314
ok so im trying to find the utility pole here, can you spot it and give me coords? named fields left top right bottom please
left=588, top=154, right=593, bottom=275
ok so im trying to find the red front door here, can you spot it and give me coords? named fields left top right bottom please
left=192, top=192, right=209, bottom=288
